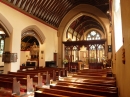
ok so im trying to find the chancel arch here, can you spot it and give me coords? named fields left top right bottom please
left=58, top=4, right=110, bottom=67
left=21, top=25, right=46, bottom=68
left=63, top=13, right=106, bottom=41
left=61, top=5, right=108, bottom=69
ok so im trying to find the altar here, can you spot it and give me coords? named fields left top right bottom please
left=26, top=60, right=38, bottom=67
left=26, top=42, right=39, bottom=67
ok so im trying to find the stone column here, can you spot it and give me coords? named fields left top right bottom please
left=4, top=28, right=21, bottom=74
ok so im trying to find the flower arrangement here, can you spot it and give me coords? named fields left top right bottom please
left=63, top=58, right=68, bottom=65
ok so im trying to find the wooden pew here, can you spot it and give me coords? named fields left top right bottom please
left=76, top=71, right=113, bottom=77
left=36, top=70, right=117, bottom=97
left=0, top=74, right=36, bottom=93
left=8, top=71, right=54, bottom=84
left=7, top=71, right=52, bottom=87
left=76, top=72, right=107, bottom=76
left=0, top=80, right=13, bottom=97
left=35, top=88, right=105, bottom=97
left=56, top=81, right=117, bottom=92
left=59, top=76, right=116, bottom=86
left=78, top=69, right=111, bottom=72
left=10, top=67, right=116, bottom=88
left=35, top=90, right=69, bottom=97
left=0, top=75, right=36, bottom=96
left=0, top=78, right=20, bottom=97
left=20, top=66, right=36, bottom=70
left=0, top=74, right=33, bottom=86
left=49, top=84, right=118, bottom=97
left=58, top=80, right=115, bottom=87
left=71, top=75, right=115, bottom=80
left=16, top=70, right=56, bottom=79
left=37, top=68, right=117, bottom=97
left=18, top=67, right=68, bottom=77
left=5, top=67, right=117, bottom=97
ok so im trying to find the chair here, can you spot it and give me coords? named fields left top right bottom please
left=71, top=66, right=77, bottom=72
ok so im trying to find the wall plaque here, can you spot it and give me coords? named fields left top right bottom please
left=2, top=52, right=17, bottom=63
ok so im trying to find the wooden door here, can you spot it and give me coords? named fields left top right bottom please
left=53, top=53, right=57, bottom=64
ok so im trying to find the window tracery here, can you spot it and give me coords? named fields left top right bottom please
left=87, top=31, right=101, bottom=40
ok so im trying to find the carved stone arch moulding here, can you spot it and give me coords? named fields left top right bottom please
left=21, top=25, right=45, bottom=44
left=0, top=13, right=13, bottom=37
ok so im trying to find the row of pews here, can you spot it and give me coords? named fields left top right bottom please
left=0, top=67, right=67, bottom=97
left=35, top=68, right=118, bottom=97
left=0, top=67, right=118, bottom=97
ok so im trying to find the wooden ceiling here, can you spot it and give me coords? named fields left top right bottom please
left=68, top=15, right=104, bottom=39
left=2, top=0, right=110, bottom=30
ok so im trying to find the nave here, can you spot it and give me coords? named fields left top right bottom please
left=0, top=67, right=118, bottom=97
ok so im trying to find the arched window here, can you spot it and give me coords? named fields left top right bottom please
left=87, top=31, right=105, bottom=63
left=89, top=45, right=96, bottom=63
left=0, top=35, right=5, bottom=56
left=87, top=31, right=101, bottom=40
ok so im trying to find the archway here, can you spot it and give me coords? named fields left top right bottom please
left=57, top=4, right=110, bottom=68
left=20, top=31, right=40, bottom=66
left=21, top=25, right=46, bottom=68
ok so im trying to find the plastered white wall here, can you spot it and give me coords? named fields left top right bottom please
left=112, top=0, right=130, bottom=97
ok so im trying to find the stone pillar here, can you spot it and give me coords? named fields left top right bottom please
left=39, top=43, right=45, bottom=67
left=4, top=28, right=21, bottom=74
left=4, top=37, right=11, bottom=74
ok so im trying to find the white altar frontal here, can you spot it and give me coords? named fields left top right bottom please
left=26, top=60, right=38, bottom=67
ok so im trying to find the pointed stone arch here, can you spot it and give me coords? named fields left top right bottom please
left=0, top=13, right=13, bottom=37
left=21, top=25, right=45, bottom=44
left=58, top=4, right=109, bottom=38
left=57, top=4, right=110, bottom=67
left=62, top=12, right=107, bottom=41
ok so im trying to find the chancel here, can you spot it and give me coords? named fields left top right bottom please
left=0, top=0, right=129, bottom=97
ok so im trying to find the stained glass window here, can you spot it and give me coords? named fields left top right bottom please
left=87, top=31, right=101, bottom=40
left=0, top=36, right=4, bottom=56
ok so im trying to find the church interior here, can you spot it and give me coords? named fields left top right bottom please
left=0, top=0, right=129, bottom=97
